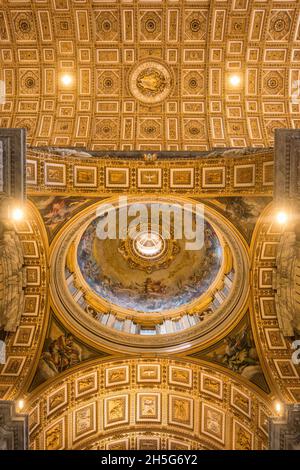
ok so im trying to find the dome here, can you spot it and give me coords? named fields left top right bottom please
left=76, top=201, right=223, bottom=313
left=50, top=196, right=248, bottom=352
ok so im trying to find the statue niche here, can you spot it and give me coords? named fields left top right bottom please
left=274, top=228, right=300, bottom=337
left=0, top=219, right=25, bottom=333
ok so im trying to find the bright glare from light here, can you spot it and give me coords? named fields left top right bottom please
left=229, top=74, right=241, bottom=87
left=275, top=401, right=282, bottom=415
left=11, top=207, right=24, bottom=221
left=276, top=211, right=288, bottom=225
left=18, top=399, right=25, bottom=411
left=134, top=231, right=164, bottom=258
left=61, top=73, right=73, bottom=86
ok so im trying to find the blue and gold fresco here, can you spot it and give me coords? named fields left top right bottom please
left=77, top=207, right=223, bottom=313
left=29, top=313, right=108, bottom=391
left=30, top=195, right=102, bottom=241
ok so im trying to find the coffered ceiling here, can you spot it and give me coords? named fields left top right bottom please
left=0, top=0, right=299, bottom=150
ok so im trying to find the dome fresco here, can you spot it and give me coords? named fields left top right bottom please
left=77, top=203, right=223, bottom=313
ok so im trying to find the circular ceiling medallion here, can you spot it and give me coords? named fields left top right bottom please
left=145, top=18, right=156, bottom=33
left=101, top=19, right=112, bottom=32
left=129, top=61, right=173, bottom=104
left=190, top=19, right=201, bottom=32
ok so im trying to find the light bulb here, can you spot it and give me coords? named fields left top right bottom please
left=18, top=399, right=25, bottom=411
left=276, top=211, right=288, bottom=225
left=229, top=74, right=241, bottom=87
left=61, top=73, right=73, bottom=87
left=11, top=207, right=24, bottom=221
left=275, top=401, right=282, bottom=415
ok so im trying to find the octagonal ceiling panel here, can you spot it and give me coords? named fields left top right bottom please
left=0, top=0, right=299, bottom=149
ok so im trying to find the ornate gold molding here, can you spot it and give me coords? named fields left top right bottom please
left=26, top=148, right=273, bottom=197
left=26, top=357, right=272, bottom=451
left=250, top=203, right=300, bottom=403
left=0, top=201, right=49, bottom=400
